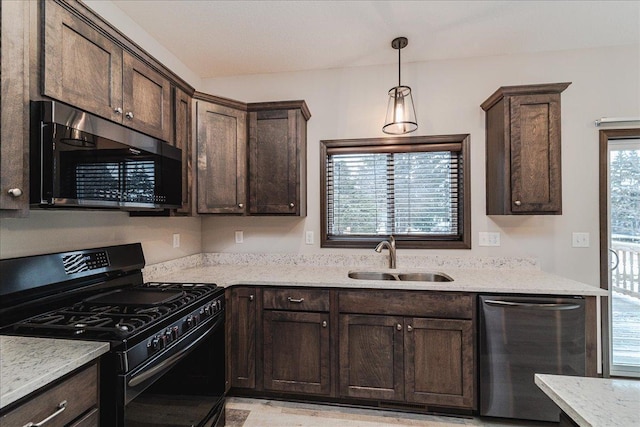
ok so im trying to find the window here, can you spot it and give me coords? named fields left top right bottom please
left=320, top=134, right=470, bottom=249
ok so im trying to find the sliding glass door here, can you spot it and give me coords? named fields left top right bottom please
left=601, top=129, right=640, bottom=377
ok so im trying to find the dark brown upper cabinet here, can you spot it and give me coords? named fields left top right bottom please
left=247, top=101, right=310, bottom=216
left=195, top=94, right=248, bottom=214
left=174, top=87, right=193, bottom=214
left=481, top=82, right=571, bottom=215
left=42, top=0, right=173, bottom=142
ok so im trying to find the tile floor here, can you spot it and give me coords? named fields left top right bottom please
left=225, top=397, right=553, bottom=427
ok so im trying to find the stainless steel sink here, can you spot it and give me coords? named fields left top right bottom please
left=347, top=271, right=453, bottom=282
left=347, top=271, right=397, bottom=281
left=397, top=272, right=453, bottom=282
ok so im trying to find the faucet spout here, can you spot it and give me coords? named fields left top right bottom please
left=375, top=236, right=397, bottom=269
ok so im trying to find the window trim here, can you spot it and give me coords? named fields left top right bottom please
left=320, top=134, right=471, bottom=249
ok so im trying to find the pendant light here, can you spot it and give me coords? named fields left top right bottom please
left=382, top=37, right=418, bottom=135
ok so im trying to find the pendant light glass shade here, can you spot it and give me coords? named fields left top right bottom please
left=383, top=85, right=417, bottom=134
left=382, top=37, right=418, bottom=135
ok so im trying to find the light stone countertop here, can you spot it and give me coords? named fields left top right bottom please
left=150, top=263, right=606, bottom=296
left=0, top=336, right=109, bottom=410
left=535, top=374, right=640, bottom=426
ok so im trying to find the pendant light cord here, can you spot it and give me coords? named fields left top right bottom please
left=398, top=46, right=402, bottom=87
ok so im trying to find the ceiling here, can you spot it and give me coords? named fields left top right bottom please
left=110, top=0, right=640, bottom=79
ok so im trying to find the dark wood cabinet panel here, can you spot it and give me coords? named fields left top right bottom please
left=174, top=87, right=192, bottom=214
left=122, top=52, right=172, bottom=142
left=196, top=98, right=247, bottom=214
left=42, top=0, right=124, bottom=123
left=42, top=1, right=179, bottom=142
left=0, top=0, right=30, bottom=217
left=482, top=82, right=570, bottom=215
left=339, top=314, right=404, bottom=401
left=263, top=310, right=330, bottom=395
left=404, top=318, right=475, bottom=408
left=0, top=363, right=98, bottom=427
left=247, top=101, right=309, bottom=216
left=230, top=287, right=257, bottom=389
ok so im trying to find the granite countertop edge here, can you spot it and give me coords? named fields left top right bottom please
left=0, top=336, right=110, bottom=410
left=535, top=374, right=640, bottom=426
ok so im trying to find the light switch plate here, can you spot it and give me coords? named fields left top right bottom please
left=235, top=231, right=244, bottom=244
left=572, top=232, right=590, bottom=248
left=479, top=232, right=501, bottom=247
left=305, top=231, right=314, bottom=245
left=172, top=233, right=180, bottom=248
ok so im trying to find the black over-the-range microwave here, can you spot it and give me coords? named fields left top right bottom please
left=30, top=100, right=182, bottom=210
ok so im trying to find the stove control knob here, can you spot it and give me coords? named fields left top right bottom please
left=149, top=336, right=161, bottom=351
left=164, top=329, right=173, bottom=344
left=184, top=316, right=193, bottom=330
left=171, top=326, right=179, bottom=340
left=159, top=334, right=168, bottom=348
left=209, top=303, right=216, bottom=314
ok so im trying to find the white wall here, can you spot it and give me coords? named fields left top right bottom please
left=200, top=45, right=640, bottom=286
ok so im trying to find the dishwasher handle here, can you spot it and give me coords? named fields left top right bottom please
left=483, top=299, right=582, bottom=311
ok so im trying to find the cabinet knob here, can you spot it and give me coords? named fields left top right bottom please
left=249, top=295, right=254, bottom=301
left=7, top=188, right=23, bottom=198
left=125, top=111, right=134, bottom=120
left=322, top=321, right=327, bottom=328
left=407, top=325, right=413, bottom=332
left=238, top=203, right=244, bottom=208
left=514, top=200, right=522, bottom=206
left=396, top=323, right=402, bottom=331
left=289, top=202, right=295, bottom=208
left=114, top=107, right=123, bottom=114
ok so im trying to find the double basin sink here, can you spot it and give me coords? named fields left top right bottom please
left=348, top=271, right=453, bottom=282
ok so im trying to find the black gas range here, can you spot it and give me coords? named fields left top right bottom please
left=0, top=243, right=226, bottom=427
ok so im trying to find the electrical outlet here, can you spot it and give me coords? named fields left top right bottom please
left=572, top=232, right=590, bottom=248
left=172, top=233, right=180, bottom=248
left=235, top=230, right=244, bottom=244
left=479, top=232, right=501, bottom=247
left=305, top=231, right=314, bottom=245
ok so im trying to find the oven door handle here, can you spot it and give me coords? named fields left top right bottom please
left=128, top=316, right=221, bottom=388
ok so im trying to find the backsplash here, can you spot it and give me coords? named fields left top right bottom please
left=143, top=252, right=539, bottom=282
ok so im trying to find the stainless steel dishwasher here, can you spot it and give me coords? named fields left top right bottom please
left=479, top=295, right=586, bottom=422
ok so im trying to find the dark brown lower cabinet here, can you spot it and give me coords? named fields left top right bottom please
left=339, top=314, right=474, bottom=409
left=230, top=287, right=258, bottom=389
left=339, top=314, right=404, bottom=401
left=404, top=318, right=474, bottom=408
left=263, top=310, right=330, bottom=395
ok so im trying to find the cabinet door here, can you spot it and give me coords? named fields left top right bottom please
left=230, top=288, right=257, bottom=389
left=248, top=109, right=305, bottom=215
left=196, top=101, right=247, bottom=214
left=1, top=0, right=29, bottom=216
left=339, top=314, right=404, bottom=401
left=42, top=0, right=123, bottom=123
left=174, top=88, right=192, bottom=214
left=263, top=310, right=330, bottom=395
left=510, top=93, right=562, bottom=213
left=404, top=318, right=474, bottom=409
left=122, top=52, right=173, bottom=142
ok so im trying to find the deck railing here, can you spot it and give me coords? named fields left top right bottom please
left=611, top=241, right=640, bottom=298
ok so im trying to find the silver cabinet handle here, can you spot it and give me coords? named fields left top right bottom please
left=238, top=203, right=244, bottom=208
left=23, top=400, right=67, bottom=427
left=396, top=323, right=402, bottom=331
left=114, top=107, right=123, bottom=114
left=8, top=188, right=23, bottom=197
left=322, top=320, right=327, bottom=328
left=514, top=200, right=522, bottom=206
left=287, top=297, right=304, bottom=303
left=407, top=325, right=413, bottom=332
left=289, top=203, right=295, bottom=208
left=249, top=295, right=254, bottom=301
left=125, top=111, right=134, bottom=120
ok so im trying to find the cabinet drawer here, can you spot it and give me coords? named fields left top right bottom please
left=263, top=288, right=329, bottom=311
left=0, top=363, right=98, bottom=427
left=339, top=290, right=473, bottom=319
